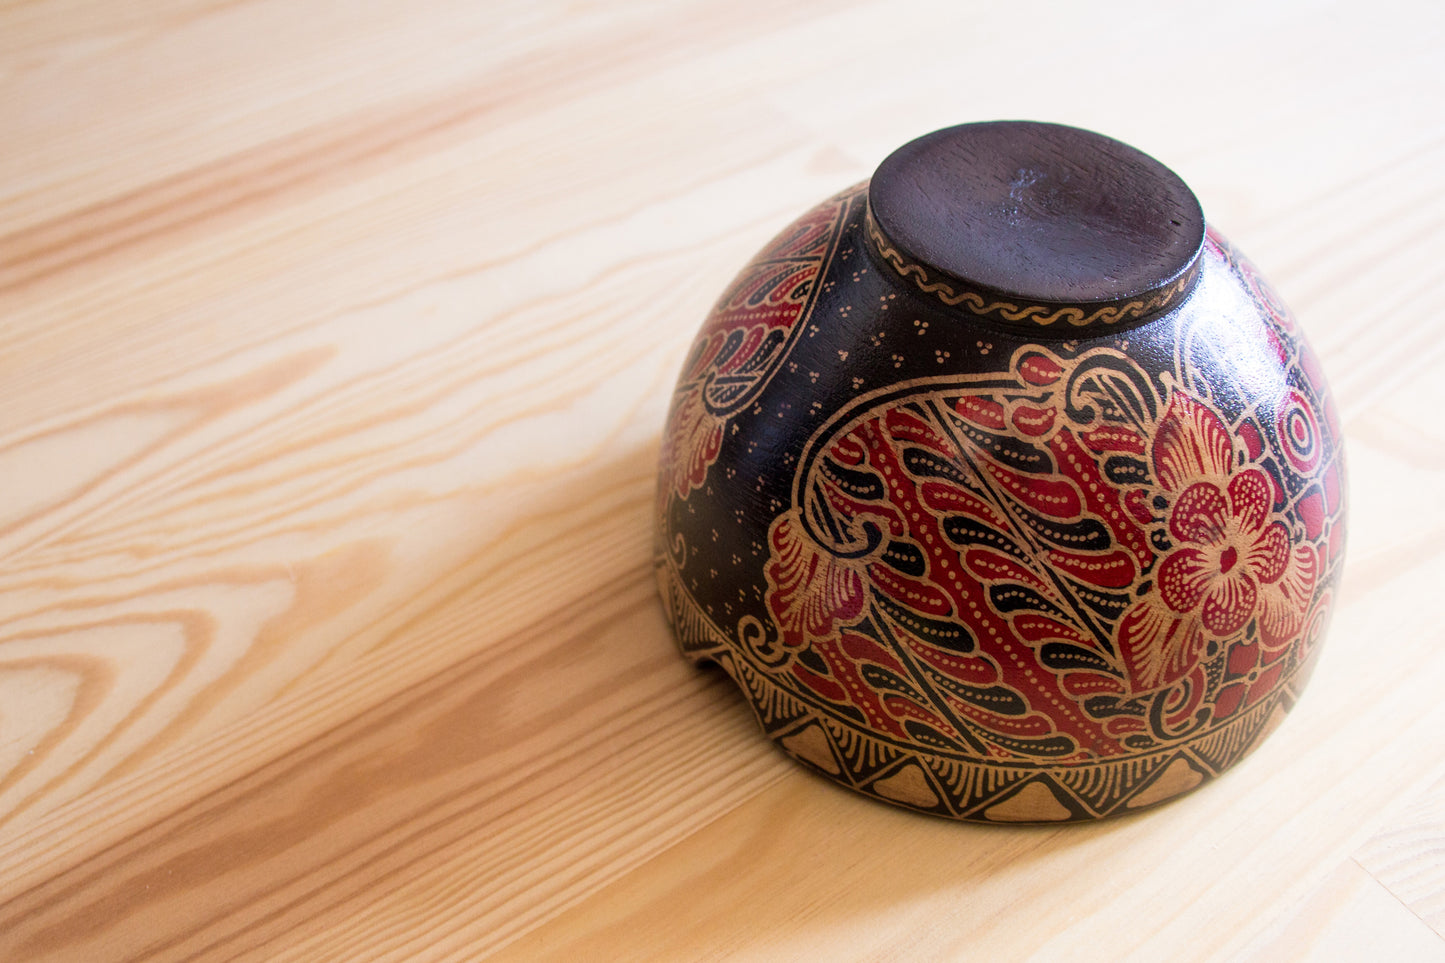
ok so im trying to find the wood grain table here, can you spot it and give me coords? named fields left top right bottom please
left=2, top=1, right=1443, bottom=959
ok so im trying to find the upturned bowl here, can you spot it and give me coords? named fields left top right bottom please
left=655, top=121, right=1346, bottom=822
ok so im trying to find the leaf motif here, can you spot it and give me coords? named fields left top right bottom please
left=1117, top=599, right=1207, bottom=691
left=659, top=387, right=722, bottom=498
left=1151, top=392, right=1235, bottom=492
left=764, top=510, right=867, bottom=650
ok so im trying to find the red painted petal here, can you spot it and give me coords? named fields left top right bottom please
left=919, top=481, right=1009, bottom=529
left=1212, top=683, right=1248, bottom=720
left=1011, top=403, right=1057, bottom=437
left=1201, top=573, right=1256, bottom=636
left=1158, top=547, right=1213, bottom=613
left=812, top=638, right=909, bottom=739
left=870, top=565, right=953, bottom=617
left=1247, top=521, right=1290, bottom=585
left=840, top=633, right=908, bottom=675
left=1245, top=662, right=1286, bottom=708
left=1237, top=420, right=1264, bottom=461
left=1011, top=614, right=1094, bottom=647
left=765, top=511, right=866, bottom=648
left=1105, top=716, right=1148, bottom=737
left=663, top=388, right=724, bottom=497
left=1297, top=490, right=1326, bottom=541
left=1118, top=600, right=1207, bottom=691
left=955, top=395, right=1006, bottom=430
left=1018, top=352, right=1064, bottom=385
left=1169, top=481, right=1227, bottom=544
left=1228, top=468, right=1273, bottom=533
left=965, top=548, right=1053, bottom=593
left=1227, top=641, right=1259, bottom=676
left=1258, top=544, right=1319, bottom=648
left=1152, top=392, right=1235, bottom=492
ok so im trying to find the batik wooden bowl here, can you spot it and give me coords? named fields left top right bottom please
left=655, top=121, right=1346, bottom=822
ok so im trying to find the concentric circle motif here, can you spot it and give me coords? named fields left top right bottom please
left=1277, top=389, right=1321, bottom=473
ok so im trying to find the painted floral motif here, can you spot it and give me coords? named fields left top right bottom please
left=753, top=345, right=1338, bottom=763
left=1117, top=394, right=1318, bottom=692
left=659, top=186, right=859, bottom=498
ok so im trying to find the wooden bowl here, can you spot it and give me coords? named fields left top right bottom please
left=655, top=121, right=1346, bottom=822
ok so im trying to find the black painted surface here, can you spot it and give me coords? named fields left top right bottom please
left=869, top=121, right=1204, bottom=310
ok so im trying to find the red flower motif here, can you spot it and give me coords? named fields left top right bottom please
left=1159, top=469, right=1288, bottom=638
left=1119, top=393, right=1316, bottom=692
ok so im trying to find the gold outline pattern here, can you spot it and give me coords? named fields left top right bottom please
left=659, top=557, right=1310, bottom=822
left=864, top=208, right=1198, bottom=328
